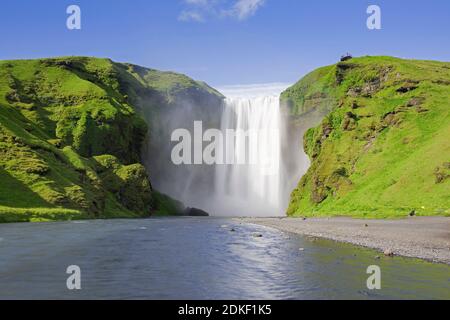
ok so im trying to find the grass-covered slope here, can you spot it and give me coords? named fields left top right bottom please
left=0, top=57, right=219, bottom=222
left=284, top=56, right=450, bottom=218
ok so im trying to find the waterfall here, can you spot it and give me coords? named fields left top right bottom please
left=211, top=84, right=291, bottom=217
left=144, top=82, right=308, bottom=217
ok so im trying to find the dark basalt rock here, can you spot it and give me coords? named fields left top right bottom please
left=340, top=54, right=353, bottom=62
left=396, top=83, right=418, bottom=93
left=183, top=207, right=210, bottom=217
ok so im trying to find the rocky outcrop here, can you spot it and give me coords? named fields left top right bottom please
left=183, top=207, right=210, bottom=217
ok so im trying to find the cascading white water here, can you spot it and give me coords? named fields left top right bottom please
left=211, top=84, right=291, bottom=216
left=145, top=82, right=307, bottom=217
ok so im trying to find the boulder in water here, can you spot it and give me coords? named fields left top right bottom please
left=183, top=207, right=210, bottom=217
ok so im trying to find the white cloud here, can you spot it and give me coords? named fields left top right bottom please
left=179, top=0, right=265, bottom=22
left=184, top=0, right=210, bottom=5
left=178, top=10, right=205, bottom=22
left=227, top=0, right=265, bottom=20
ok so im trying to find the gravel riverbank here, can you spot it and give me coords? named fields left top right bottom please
left=239, top=217, right=450, bottom=264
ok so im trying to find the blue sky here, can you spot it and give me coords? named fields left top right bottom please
left=0, top=0, right=449, bottom=86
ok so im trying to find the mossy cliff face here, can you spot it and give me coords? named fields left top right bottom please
left=0, top=57, right=219, bottom=222
left=119, top=64, right=224, bottom=206
left=283, top=56, right=450, bottom=218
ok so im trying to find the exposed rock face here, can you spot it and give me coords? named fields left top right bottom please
left=283, top=56, right=450, bottom=218
left=396, top=82, right=418, bottom=93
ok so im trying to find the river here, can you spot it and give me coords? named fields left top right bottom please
left=0, top=218, right=448, bottom=299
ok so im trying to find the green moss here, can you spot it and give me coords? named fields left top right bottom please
left=281, top=65, right=337, bottom=116
left=151, top=191, right=185, bottom=216
left=94, top=155, right=153, bottom=214
left=0, top=56, right=219, bottom=223
left=286, top=56, right=450, bottom=218
left=0, top=205, right=84, bottom=223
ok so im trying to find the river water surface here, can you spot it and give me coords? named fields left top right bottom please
left=0, top=218, right=448, bottom=299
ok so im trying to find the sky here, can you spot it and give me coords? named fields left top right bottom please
left=0, top=0, right=449, bottom=86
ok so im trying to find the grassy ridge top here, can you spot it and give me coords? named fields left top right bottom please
left=0, top=56, right=217, bottom=222
left=284, top=56, right=450, bottom=218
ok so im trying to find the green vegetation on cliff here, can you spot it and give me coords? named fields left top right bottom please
left=0, top=57, right=220, bottom=222
left=283, top=56, right=450, bottom=218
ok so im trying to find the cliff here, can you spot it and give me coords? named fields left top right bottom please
left=0, top=57, right=222, bottom=222
left=283, top=56, right=450, bottom=218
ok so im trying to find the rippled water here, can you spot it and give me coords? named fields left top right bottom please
left=0, top=218, right=448, bottom=299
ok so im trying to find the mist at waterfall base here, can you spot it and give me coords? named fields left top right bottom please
left=212, top=83, right=307, bottom=216
left=144, top=83, right=311, bottom=217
